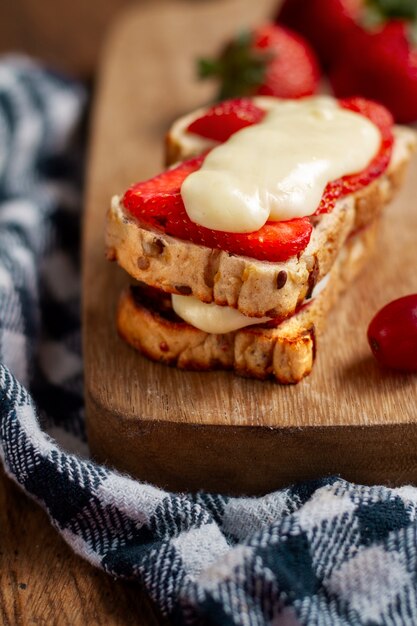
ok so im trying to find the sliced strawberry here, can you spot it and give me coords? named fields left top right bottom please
left=163, top=215, right=312, bottom=262
left=123, top=156, right=312, bottom=262
left=185, top=96, right=393, bottom=216
left=123, top=154, right=205, bottom=228
left=187, top=98, right=265, bottom=142
left=316, top=97, right=394, bottom=214
left=124, top=96, right=393, bottom=261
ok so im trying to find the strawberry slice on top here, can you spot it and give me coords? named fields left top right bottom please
left=187, top=98, right=266, bottom=142
left=186, top=96, right=394, bottom=216
left=316, top=97, right=394, bottom=214
left=123, top=156, right=312, bottom=262
left=123, top=96, right=393, bottom=262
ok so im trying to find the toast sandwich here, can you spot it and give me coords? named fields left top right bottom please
left=106, top=96, right=415, bottom=383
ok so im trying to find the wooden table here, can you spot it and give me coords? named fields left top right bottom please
left=0, top=1, right=277, bottom=622
left=0, top=3, right=180, bottom=622
left=3, top=0, right=417, bottom=621
left=0, top=467, right=166, bottom=624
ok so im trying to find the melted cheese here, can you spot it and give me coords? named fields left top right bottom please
left=172, top=294, right=272, bottom=334
left=172, top=273, right=331, bottom=334
left=181, top=96, right=381, bottom=233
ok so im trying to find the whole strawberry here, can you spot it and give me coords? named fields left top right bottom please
left=198, top=23, right=320, bottom=100
left=277, top=0, right=417, bottom=122
left=330, top=19, right=417, bottom=123
left=277, top=0, right=362, bottom=68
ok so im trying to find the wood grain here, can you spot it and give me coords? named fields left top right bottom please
left=0, top=468, right=166, bottom=625
left=83, top=0, right=417, bottom=495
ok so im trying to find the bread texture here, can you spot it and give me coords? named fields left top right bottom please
left=117, top=220, right=380, bottom=384
left=106, top=126, right=415, bottom=320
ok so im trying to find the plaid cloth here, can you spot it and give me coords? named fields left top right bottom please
left=1, top=57, right=417, bottom=626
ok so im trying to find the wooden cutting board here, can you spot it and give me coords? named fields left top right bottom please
left=83, top=0, right=417, bottom=495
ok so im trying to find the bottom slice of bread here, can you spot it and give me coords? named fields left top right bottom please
left=117, top=220, right=379, bottom=384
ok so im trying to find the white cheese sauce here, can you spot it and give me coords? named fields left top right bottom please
left=172, top=294, right=272, bottom=334
left=172, top=271, right=330, bottom=335
left=180, top=96, right=380, bottom=233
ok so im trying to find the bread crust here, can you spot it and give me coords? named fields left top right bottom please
left=106, top=127, right=415, bottom=319
left=117, top=221, right=379, bottom=384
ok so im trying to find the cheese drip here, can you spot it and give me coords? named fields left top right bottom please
left=181, top=96, right=381, bottom=233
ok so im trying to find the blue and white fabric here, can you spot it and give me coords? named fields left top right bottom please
left=1, top=56, right=417, bottom=626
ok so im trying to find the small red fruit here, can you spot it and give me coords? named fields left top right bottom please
left=278, top=0, right=417, bottom=122
left=198, top=23, right=320, bottom=100
left=187, top=99, right=266, bottom=142
left=277, top=0, right=362, bottom=68
left=367, top=295, right=417, bottom=371
left=330, top=21, right=417, bottom=123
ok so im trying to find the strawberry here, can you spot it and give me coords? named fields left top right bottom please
left=187, top=99, right=266, bottom=142
left=277, top=0, right=362, bottom=68
left=277, top=0, right=417, bottom=122
left=124, top=97, right=393, bottom=261
left=123, top=154, right=206, bottom=228
left=166, top=215, right=313, bottom=263
left=185, top=97, right=393, bottom=208
left=197, top=23, right=320, bottom=100
left=123, top=156, right=312, bottom=262
left=330, top=20, right=417, bottom=123
left=316, top=97, right=394, bottom=213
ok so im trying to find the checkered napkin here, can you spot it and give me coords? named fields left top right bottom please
left=2, top=57, right=417, bottom=626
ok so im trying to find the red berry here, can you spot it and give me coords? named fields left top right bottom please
left=277, top=0, right=362, bottom=68
left=367, top=295, right=417, bottom=371
left=198, top=22, right=320, bottom=100
left=330, top=21, right=417, bottom=123
left=187, top=99, right=265, bottom=142
left=278, top=0, right=417, bottom=122
left=251, top=24, right=320, bottom=98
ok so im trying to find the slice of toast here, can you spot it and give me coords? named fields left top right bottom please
left=106, top=126, right=415, bottom=320
left=117, top=220, right=379, bottom=384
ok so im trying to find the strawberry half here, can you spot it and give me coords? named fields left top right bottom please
left=123, top=156, right=312, bottom=262
left=187, top=98, right=266, bottom=142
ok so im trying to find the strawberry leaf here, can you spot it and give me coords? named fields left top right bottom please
left=197, top=29, right=271, bottom=100
left=408, top=20, right=417, bottom=46
left=365, top=0, right=417, bottom=21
